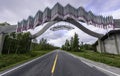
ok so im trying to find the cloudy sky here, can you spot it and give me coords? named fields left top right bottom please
left=0, top=0, right=120, bottom=47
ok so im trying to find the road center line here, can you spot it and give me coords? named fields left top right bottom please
left=51, top=53, right=58, bottom=75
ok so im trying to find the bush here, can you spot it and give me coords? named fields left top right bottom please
left=2, top=32, right=31, bottom=54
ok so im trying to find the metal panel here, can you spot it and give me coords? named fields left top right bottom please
left=77, top=7, right=87, bottom=17
left=106, top=17, right=109, bottom=25
left=51, top=3, right=64, bottom=20
left=22, top=19, right=27, bottom=31
left=17, top=22, right=22, bottom=32
left=64, top=4, right=77, bottom=19
left=86, top=11, right=94, bottom=22
left=77, top=7, right=87, bottom=22
left=109, top=16, right=114, bottom=24
left=96, top=16, right=101, bottom=25
left=27, top=16, right=34, bottom=29
left=99, top=16, right=103, bottom=25
left=34, top=10, right=43, bottom=27
left=93, top=16, right=97, bottom=24
left=101, top=16, right=104, bottom=24
left=43, top=7, right=51, bottom=23
left=104, top=17, right=107, bottom=26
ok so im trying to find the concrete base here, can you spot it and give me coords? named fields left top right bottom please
left=96, top=33, right=120, bottom=55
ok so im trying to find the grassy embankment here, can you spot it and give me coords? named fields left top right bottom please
left=70, top=50, right=120, bottom=68
left=0, top=51, right=51, bottom=71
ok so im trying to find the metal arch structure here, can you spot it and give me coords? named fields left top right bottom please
left=16, top=3, right=120, bottom=39
left=32, top=20, right=103, bottom=39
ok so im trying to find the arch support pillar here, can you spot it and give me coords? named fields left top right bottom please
left=98, top=38, right=105, bottom=53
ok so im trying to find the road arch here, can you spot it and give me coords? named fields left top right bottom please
left=31, top=19, right=104, bottom=39
left=1, top=3, right=120, bottom=54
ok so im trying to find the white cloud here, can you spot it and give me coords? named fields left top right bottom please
left=101, top=9, right=120, bottom=19
left=0, top=9, right=20, bottom=24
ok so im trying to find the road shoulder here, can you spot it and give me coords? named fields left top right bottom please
left=65, top=51, right=120, bottom=76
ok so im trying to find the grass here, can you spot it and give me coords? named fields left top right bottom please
left=0, top=50, right=51, bottom=71
left=70, top=50, right=120, bottom=68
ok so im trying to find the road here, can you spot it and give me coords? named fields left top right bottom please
left=0, top=50, right=116, bottom=76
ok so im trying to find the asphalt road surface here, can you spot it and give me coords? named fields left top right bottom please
left=1, top=50, right=112, bottom=76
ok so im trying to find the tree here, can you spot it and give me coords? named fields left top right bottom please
left=61, top=33, right=80, bottom=52
left=70, top=37, right=74, bottom=51
left=31, top=38, right=59, bottom=51
left=61, top=45, right=65, bottom=50
left=2, top=32, right=32, bottom=54
left=73, top=33, right=79, bottom=52
left=19, top=32, right=31, bottom=53
left=2, top=35, right=10, bottom=54
left=65, top=39, right=70, bottom=51
left=15, top=33, right=22, bottom=54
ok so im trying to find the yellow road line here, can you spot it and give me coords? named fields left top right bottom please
left=51, top=53, right=58, bottom=74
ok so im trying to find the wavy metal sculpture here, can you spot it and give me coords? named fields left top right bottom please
left=16, top=3, right=120, bottom=38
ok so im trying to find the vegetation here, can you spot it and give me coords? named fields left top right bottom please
left=61, top=33, right=80, bottom=52
left=31, top=38, right=59, bottom=51
left=0, top=51, right=50, bottom=71
left=70, top=50, right=120, bottom=68
left=0, top=32, right=58, bottom=71
left=61, top=33, right=120, bottom=68
left=0, top=22, right=10, bottom=26
left=80, top=44, right=95, bottom=51
left=2, top=32, right=31, bottom=54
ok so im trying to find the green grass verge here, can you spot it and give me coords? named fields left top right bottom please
left=0, top=50, right=51, bottom=72
left=70, top=50, right=120, bottom=68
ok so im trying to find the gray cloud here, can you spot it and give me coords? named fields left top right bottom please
left=0, top=0, right=90, bottom=24
left=1, top=0, right=120, bottom=24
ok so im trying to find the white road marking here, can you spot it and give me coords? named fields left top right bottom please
left=64, top=51, right=120, bottom=76
left=0, top=51, right=55, bottom=76
left=82, top=61, right=120, bottom=76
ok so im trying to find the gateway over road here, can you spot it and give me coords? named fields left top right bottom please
left=0, top=2, right=120, bottom=76
left=0, top=3, right=120, bottom=54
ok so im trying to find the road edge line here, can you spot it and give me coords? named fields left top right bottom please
left=65, top=51, right=120, bottom=76
left=0, top=51, right=54, bottom=76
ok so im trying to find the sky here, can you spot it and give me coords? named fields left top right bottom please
left=0, top=0, right=120, bottom=47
